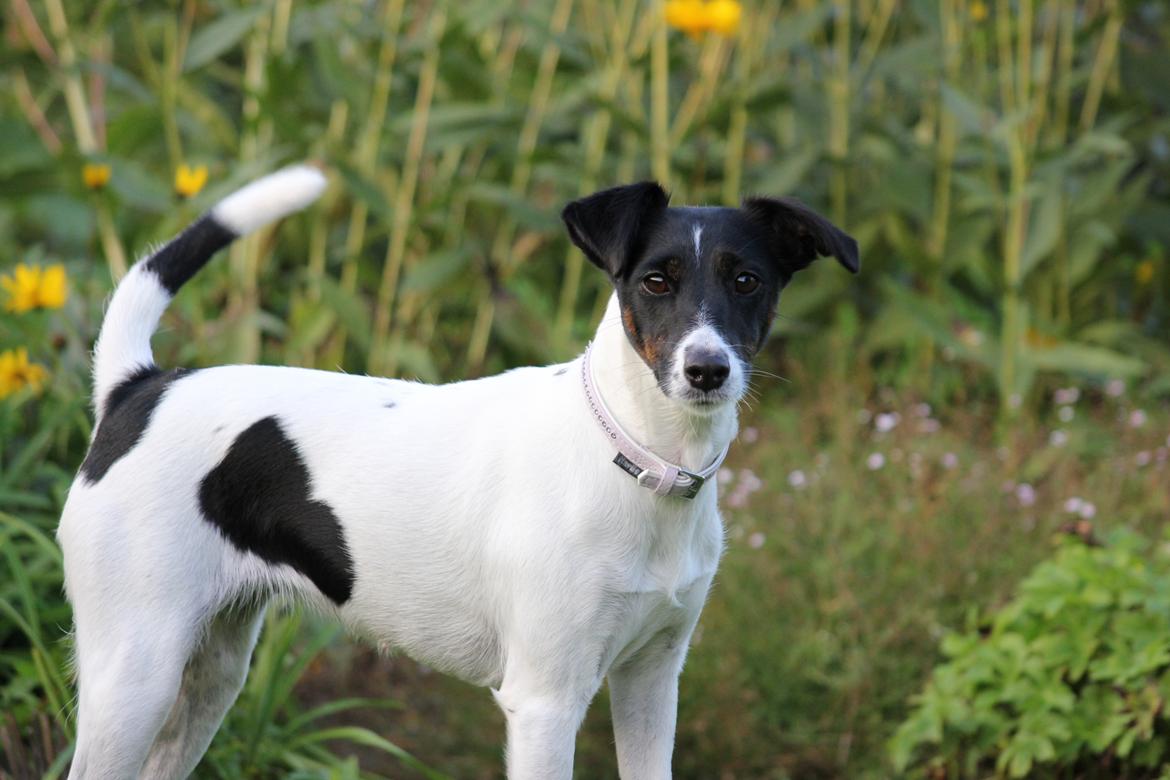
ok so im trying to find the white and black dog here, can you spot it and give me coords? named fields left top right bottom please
left=58, top=165, right=857, bottom=779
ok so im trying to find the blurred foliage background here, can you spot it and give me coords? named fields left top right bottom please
left=1, top=0, right=1169, bottom=777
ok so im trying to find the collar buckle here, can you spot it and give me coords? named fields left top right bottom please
left=671, top=470, right=706, bottom=500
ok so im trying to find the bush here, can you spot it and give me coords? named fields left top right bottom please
left=891, top=531, right=1170, bottom=779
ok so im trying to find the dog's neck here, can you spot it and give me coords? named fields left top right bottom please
left=588, top=295, right=737, bottom=475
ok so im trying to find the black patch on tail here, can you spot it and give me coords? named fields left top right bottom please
left=145, top=215, right=237, bottom=295
left=199, top=416, right=355, bottom=604
left=80, top=366, right=195, bottom=483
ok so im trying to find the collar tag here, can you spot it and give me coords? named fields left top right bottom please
left=613, top=452, right=644, bottom=479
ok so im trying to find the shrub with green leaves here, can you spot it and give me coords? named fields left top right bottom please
left=891, top=532, right=1170, bottom=778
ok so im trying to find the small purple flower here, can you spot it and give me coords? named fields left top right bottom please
left=1015, top=483, right=1037, bottom=507
left=787, top=469, right=807, bottom=489
left=1049, top=430, right=1068, bottom=447
left=942, top=452, right=959, bottom=470
left=1106, top=379, right=1126, bottom=398
left=741, top=426, right=759, bottom=444
left=1129, top=409, right=1148, bottom=429
left=875, top=412, right=900, bottom=433
left=866, top=452, right=886, bottom=471
left=748, top=532, right=765, bottom=549
left=1135, top=451, right=1152, bottom=468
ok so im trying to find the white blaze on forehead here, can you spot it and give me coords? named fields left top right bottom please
left=692, top=223, right=703, bottom=263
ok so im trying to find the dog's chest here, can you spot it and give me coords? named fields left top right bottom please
left=600, top=504, right=723, bottom=670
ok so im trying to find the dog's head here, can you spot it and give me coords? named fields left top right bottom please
left=562, top=182, right=858, bottom=412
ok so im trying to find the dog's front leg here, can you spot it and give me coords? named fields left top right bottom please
left=493, top=684, right=592, bottom=779
left=607, top=627, right=692, bottom=779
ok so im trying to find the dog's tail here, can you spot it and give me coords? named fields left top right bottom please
left=92, top=164, right=327, bottom=415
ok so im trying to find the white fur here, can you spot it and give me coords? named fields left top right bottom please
left=211, top=164, right=326, bottom=236
left=61, top=177, right=737, bottom=779
left=691, top=223, right=703, bottom=263
left=91, top=266, right=173, bottom=415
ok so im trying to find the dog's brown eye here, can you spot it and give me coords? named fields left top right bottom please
left=734, top=272, right=761, bottom=295
left=641, top=273, right=670, bottom=295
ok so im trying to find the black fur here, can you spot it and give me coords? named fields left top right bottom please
left=80, top=366, right=195, bottom=483
left=198, top=416, right=355, bottom=605
left=144, top=214, right=237, bottom=295
left=740, top=196, right=860, bottom=275
left=561, top=182, right=670, bottom=279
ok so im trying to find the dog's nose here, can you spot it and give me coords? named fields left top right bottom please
left=684, top=348, right=730, bottom=392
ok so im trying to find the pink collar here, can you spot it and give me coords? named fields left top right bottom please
left=581, top=342, right=729, bottom=500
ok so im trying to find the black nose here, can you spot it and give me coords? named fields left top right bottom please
left=684, top=348, right=730, bottom=391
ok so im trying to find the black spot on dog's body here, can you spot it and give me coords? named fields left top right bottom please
left=199, top=416, right=355, bottom=604
left=80, top=366, right=195, bottom=483
left=144, top=215, right=237, bottom=295
left=383, top=401, right=397, bottom=409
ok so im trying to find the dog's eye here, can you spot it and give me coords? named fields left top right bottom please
left=641, top=273, right=671, bottom=295
left=734, top=272, right=761, bottom=295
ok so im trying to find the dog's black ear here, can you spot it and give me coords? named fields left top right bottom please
left=741, top=196, right=860, bottom=275
left=562, top=182, right=669, bottom=279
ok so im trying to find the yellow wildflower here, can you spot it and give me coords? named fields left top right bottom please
left=969, top=0, right=988, bottom=22
left=706, top=0, right=742, bottom=36
left=1136, top=259, right=1155, bottom=286
left=174, top=164, right=209, bottom=198
left=0, top=348, right=49, bottom=399
left=1, top=263, right=68, bottom=312
left=2, top=264, right=40, bottom=313
left=82, top=162, right=111, bottom=190
left=666, top=0, right=709, bottom=38
left=36, top=264, right=68, bottom=309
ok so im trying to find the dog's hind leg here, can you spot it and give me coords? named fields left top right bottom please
left=67, top=607, right=204, bottom=780
left=139, top=604, right=266, bottom=779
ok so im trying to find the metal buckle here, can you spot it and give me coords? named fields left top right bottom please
left=671, top=470, right=705, bottom=500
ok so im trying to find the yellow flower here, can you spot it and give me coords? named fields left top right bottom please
left=706, top=0, right=742, bottom=36
left=969, top=0, right=988, bottom=22
left=82, top=162, right=111, bottom=190
left=666, top=0, right=709, bottom=38
left=2, top=264, right=41, bottom=313
left=37, top=264, right=68, bottom=308
left=174, top=164, right=209, bottom=198
left=1136, top=259, right=1155, bottom=286
left=1, top=263, right=69, bottom=312
left=0, top=348, right=49, bottom=399
left=666, top=0, right=742, bottom=38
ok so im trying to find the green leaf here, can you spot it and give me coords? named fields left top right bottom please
left=183, top=7, right=267, bottom=71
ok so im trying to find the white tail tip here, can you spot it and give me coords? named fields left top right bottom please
left=211, top=164, right=328, bottom=236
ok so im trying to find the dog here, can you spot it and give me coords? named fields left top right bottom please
left=58, top=164, right=858, bottom=779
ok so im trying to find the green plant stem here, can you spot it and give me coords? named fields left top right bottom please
left=465, top=0, right=574, bottom=374
left=828, top=0, right=851, bottom=223
left=1078, top=0, right=1123, bottom=132
left=227, top=10, right=272, bottom=364
left=327, top=0, right=406, bottom=367
left=650, top=1, right=670, bottom=186
left=371, top=8, right=446, bottom=377
left=42, top=0, right=128, bottom=279
left=554, top=0, right=638, bottom=348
